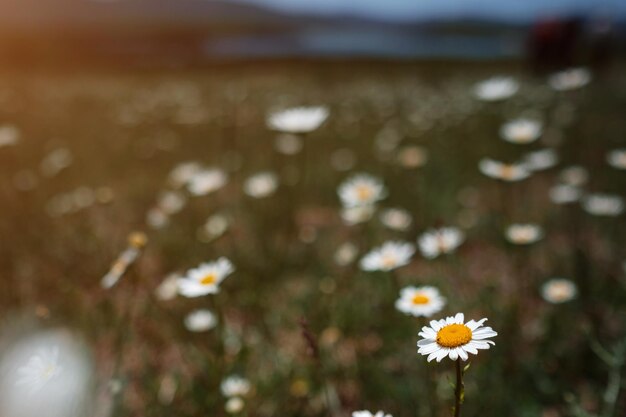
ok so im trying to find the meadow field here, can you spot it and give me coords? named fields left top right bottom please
left=0, top=61, right=625, bottom=417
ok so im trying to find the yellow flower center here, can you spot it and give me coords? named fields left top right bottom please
left=436, top=324, right=472, bottom=348
left=200, top=273, right=216, bottom=285
left=356, top=185, right=373, bottom=201
left=501, top=165, right=515, bottom=180
left=381, top=254, right=397, bottom=267
left=411, top=294, right=429, bottom=305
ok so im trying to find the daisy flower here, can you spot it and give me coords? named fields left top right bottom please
left=473, top=76, right=519, bottom=101
left=340, top=205, right=376, bottom=225
left=582, top=194, right=624, bottom=217
left=395, top=286, right=446, bottom=318
left=499, top=118, right=542, bottom=144
left=379, top=208, right=412, bottom=231
left=338, top=174, right=387, bottom=208
left=177, top=257, right=234, bottom=297
left=418, top=227, right=464, bottom=259
left=360, top=241, right=415, bottom=271
left=266, top=106, right=329, bottom=134
left=417, top=313, right=497, bottom=362
left=505, top=224, right=543, bottom=245
left=184, top=309, right=217, bottom=332
left=221, top=375, right=251, bottom=398
left=606, top=149, right=626, bottom=170
left=478, top=158, right=531, bottom=182
left=243, top=172, right=279, bottom=198
left=541, top=278, right=577, bottom=304
left=548, top=67, right=591, bottom=91
left=334, top=242, right=359, bottom=266
left=225, top=397, right=245, bottom=414
left=15, top=347, right=63, bottom=395
left=352, top=411, right=392, bottom=417
left=187, top=168, right=228, bottom=196
left=168, top=162, right=201, bottom=188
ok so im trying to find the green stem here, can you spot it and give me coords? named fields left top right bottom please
left=454, top=359, right=464, bottom=417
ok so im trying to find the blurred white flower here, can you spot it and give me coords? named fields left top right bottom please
left=225, top=397, right=245, bottom=414
left=396, top=146, right=428, bottom=169
left=473, top=76, right=519, bottom=101
left=187, top=168, right=228, bottom=196
left=274, top=133, right=303, bottom=155
left=168, top=162, right=201, bottom=188
left=0, top=125, right=20, bottom=148
left=582, top=194, right=624, bottom=217
left=157, top=191, right=187, bottom=215
left=177, top=257, right=234, bottom=297
left=523, top=148, right=558, bottom=171
left=479, top=158, right=531, bottom=182
left=334, top=242, right=359, bottom=266
left=395, top=286, right=445, bottom=318
left=0, top=330, right=93, bottom=417
left=500, top=119, right=542, bottom=144
left=267, top=106, right=329, bottom=134
left=221, top=375, right=251, bottom=398
left=548, top=68, right=591, bottom=91
left=549, top=184, right=582, bottom=204
left=418, top=227, right=464, bottom=259
left=559, top=166, right=588, bottom=186
left=198, top=214, right=230, bottom=242
left=338, top=174, right=386, bottom=208
left=340, top=205, right=375, bottom=225
left=155, top=273, right=180, bottom=301
left=606, top=149, right=626, bottom=170
left=184, top=309, right=217, bottom=332
left=360, top=241, right=415, bottom=271
left=417, top=313, right=497, bottom=362
left=379, top=208, right=412, bottom=232
left=541, top=278, right=577, bottom=303
left=40, top=148, right=73, bottom=177
left=243, top=172, right=278, bottom=198
left=146, top=207, right=169, bottom=229
left=353, top=411, right=392, bottom=417
left=505, top=224, right=543, bottom=245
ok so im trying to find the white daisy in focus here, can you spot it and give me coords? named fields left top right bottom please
left=338, top=174, right=386, bottom=208
left=548, top=68, right=591, bottom=91
left=0, top=125, right=20, bottom=147
left=418, top=227, right=464, bottom=259
left=379, top=208, right=412, bottom=231
left=417, top=313, right=497, bottom=362
left=177, top=257, right=234, bottom=297
left=187, top=169, right=228, bottom=196
left=505, top=224, right=543, bottom=245
left=582, top=194, right=624, bottom=217
left=221, top=375, right=251, bottom=398
left=225, top=397, right=245, bottom=414
left=559, top=166, right=588, bottom=186
left=360, top=241, right=415, bottom=271
left=340, top=205, right=376, bottom=225
left=243, top=172, right=278, bottom=198
left=352, top=411, right=392, bottom=417
left=266, top=106, right=329, bottom=134
left=499, top=119, right=542, bottom=144
left=184, top=309, right=217, bottom=332
left=606, top=149, right=626, bottom=170
left=15, top=347, right=62, bottom=395
left=523, top=149, right=559, bottom=171
left=479, top=158, right=531, bottom=182
left=395, top=286, right=446, bottom=318
left=549, top=184, right=582, bottom=204
left=541, top=278, right=577, bottom=304
left=473, top=76, right=519, bottom=101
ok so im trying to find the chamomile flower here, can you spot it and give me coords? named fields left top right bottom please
left=243, top=172, right=278, bottom=198
left=338, top=174, right=387, bottom=208
left=221, top=375, right=251, bottom=398
left=340, top=205, right=376, bottom=225
left=505, top=224, right=543, bottom=245
left=541, top=278, right=577, bottom=304
left=606, top=149, right=626, bottom=170
left=478, top=158, right=531, bottom=182
left=184, top=309, right=217, bottom=332
left=417, top=313, right=497, bottom=362
left=352, top=411, right=392, bottom=417
left=548, top=68, right=591, bottom=91
left=168, top=162, right=201, bottom=188
left=225, top=397, right=245, bottom=414
left=266, top=106, right=329, bottom=134
left=379, top=208, right=412, bottom=231
left=395, top=286, right=446, bottom=318
left=418, top=227, right=464, bottom=259
left=500, top=118, right=542, bottom=144
left=473, top=76, right=519, bottom=101
left=334, top=242, right=359, bottom=266
left=15, top=347, right=63, bottom=395
left=582, top=194, right=624, bottom=217
left=177, top=257, right=234, bottom=297
left=187, top=168, right=228, bottom=196
left=360, top=241, right=415, bottom=271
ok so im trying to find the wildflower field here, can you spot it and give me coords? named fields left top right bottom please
left=0, top=61, right=625, bottom=417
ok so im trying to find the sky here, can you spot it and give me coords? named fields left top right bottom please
left=239, top=0, right=626, bottom=22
